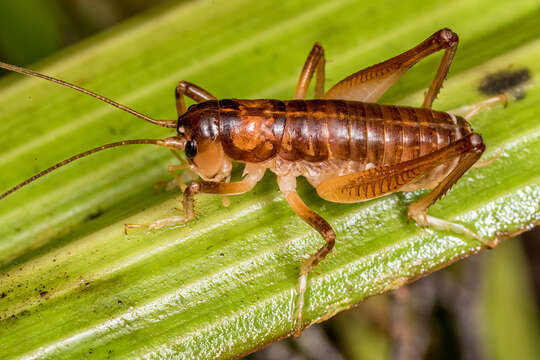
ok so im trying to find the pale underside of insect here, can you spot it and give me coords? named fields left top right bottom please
left=0, top=28, right=507, bottom=337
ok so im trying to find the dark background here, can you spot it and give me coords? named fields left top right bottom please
left=0, top=0, right=170, bottom=75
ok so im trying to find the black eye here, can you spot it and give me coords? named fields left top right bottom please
left=185, top=140, right=197, bottom=158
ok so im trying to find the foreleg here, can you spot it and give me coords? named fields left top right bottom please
left=126, top=165, right=265, bottom=232
left=175, top=81, right=217, bottom=115
left=294, top=42, right=325, bottom=99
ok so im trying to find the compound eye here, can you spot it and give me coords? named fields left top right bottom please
left=185, top=140, right=197, bottom=158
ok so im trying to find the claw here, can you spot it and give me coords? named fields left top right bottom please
left=464, top=94, right=509, bottom=120
left=499, top=93, right=509, bottom=108
left=293, top=273, right=308, bottom=337
left=408, top=208, right=428, bottom=228
left=221, top=196, right=231, bottom=207
left=124, top=215, right=187, bottom=234
left=124, top=223, right=148, bottom=234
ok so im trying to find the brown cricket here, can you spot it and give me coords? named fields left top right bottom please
left=0, top=28, right=505, bottom=335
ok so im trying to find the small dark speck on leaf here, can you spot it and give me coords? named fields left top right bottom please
left=118, top=299, right=123, bottom=305
left=478, top=68, right=531, bottom=99
left=85, top=281, right=90, bottom=286
left=1, top=292, right=6, bottom=299
left=220, top=253, right=224, bottom=257
left=85, top=208, right=104, bottom=222
left=40, top=291, right=48, bottom=297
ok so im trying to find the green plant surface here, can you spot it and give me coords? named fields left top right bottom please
left=0, top=0, right=539, bottom=358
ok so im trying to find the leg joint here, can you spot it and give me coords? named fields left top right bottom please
left=437, top=28, right=459, bottom=48
left=468, top=133, right=485, bottom=153
left=175, top=81, right=190, bottom=98
left=312, top=42, right=324, bottom=56
left=322, top=229, right=336, bottom=245
left=184, top=182, right=201, bottom=196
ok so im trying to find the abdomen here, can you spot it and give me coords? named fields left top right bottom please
left=218, top=99, right=472, bottom=167
left=278, top=100, right=472, bottom=166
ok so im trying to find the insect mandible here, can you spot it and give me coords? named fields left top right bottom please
left=0, top=28, right=506, bottom=336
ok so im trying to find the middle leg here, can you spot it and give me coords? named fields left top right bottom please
left=322, top=28, right=459, bottom=107
left=278, top=175, right=336, bottom=336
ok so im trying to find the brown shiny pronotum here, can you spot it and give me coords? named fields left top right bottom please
left=0, top=28, right=506, bottom=336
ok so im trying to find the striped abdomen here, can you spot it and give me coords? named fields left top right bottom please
left=217, top=99, right=472, bottom=166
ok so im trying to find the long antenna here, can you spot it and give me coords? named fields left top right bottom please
left=0, top=139, right=181, bottom=200
left=0, top=61, right=177, bottom=128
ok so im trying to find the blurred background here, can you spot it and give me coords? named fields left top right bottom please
left=0, top=1, right=538, bottom=359
left=0, top=0, right=172, bottom=76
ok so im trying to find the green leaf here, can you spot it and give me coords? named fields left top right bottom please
left=0, top=0, right=539, bottom=358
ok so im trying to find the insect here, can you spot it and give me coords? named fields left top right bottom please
left=0, top=28, right=506, bottom=336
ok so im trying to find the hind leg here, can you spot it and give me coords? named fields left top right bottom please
left=406, top=135, right=496, bottom=247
